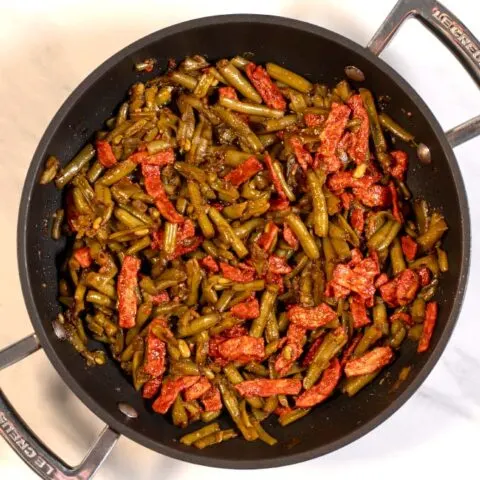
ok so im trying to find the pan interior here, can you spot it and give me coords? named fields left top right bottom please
left=18, top=15, right=468, bottom=468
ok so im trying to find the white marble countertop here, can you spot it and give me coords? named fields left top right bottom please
left=0, top=0, right=479, bottom=478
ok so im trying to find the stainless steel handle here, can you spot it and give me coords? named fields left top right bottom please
left=368, top=0, right=480, bottom=147
left=0, top=335, right=119, bottom=479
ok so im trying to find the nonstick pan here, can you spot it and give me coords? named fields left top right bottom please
left=1, top=0, right=479, bottom=478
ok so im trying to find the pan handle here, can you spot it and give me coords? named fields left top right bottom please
left=367, top=0, right=480, bottom=147
left=0, top=335, right=119, bottom=480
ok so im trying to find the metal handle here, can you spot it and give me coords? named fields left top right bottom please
left=368, top=0, right=480, bottom=147
left=0, top=335, right=119, bottom=479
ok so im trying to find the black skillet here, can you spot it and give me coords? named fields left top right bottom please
left=1, top=0, right=479, bottom=477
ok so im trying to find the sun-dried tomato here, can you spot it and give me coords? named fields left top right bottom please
left=235, top=378, right=302, bottom=397
left=344, top=346, right=394, bottom=377
left=245, top=63, right=286, bottom=110
left=117, top=255, right=141, bottom=328
left=224, top=156, right=263, bottom=186
left=418, top=301, right=438, bottom=353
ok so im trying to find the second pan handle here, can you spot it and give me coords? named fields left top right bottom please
left=367, top=0, right=480, bottom=147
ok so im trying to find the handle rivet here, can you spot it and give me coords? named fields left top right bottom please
left=344, top=65, right=365, bottom=82
left=52, top=320, right=67, bottom=340
left=118, top=402, right=139, bottom=419
left=417, top=143, right=431, bottom=164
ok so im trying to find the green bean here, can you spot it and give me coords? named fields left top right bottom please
left=377, top=221, right=402, bottom=251
left=373, top=299, right=389, bottom=336
left=269, top=161, right=295, bottom=201
left=224, top=149, right=256, bottom=166
left=285, top=213, right=320, bottom=260
left=379, top=113, right=415, bottom=143
left=219, top=96, right=284, bottom=118
left=390, top=320, right=407, bottom=349
left=417, top=214, right=448, bottom=251
left=354, top=326, right=382, bottom=357
left=359, top=88, right=387, bottom=156
left=163, top=222, right=178, bottom=257
left=305, top=170, right=328, bottom=238
left=436, top=247, right=448, bottom=272
left=278, top=408, right=311, bottom=426
left=186, top=258, right=202, bottom=306
left=98, top=159, right=137, bottom=186
left=250, top=285, right=279, bottom=338
left=180, top=423, right=221, bottom=446
left=55, top=144, right=95, bottom=189
left=217, top=60, right=262, bottom=103
left=390, top=238, right=406, bottom=275
left=212, top=106, right=264, bottom=153
left=409, top=254, right=440, bottom=276
left=170, top=71, right=198, bottom=90
left=178, top=314, right=220, bottom=338
left=40, top=155, right=60, bottom=184
left=51, top=209, right=64, bottom=240
left=208, top=207, right=249, bottom=258
left=172, top=396, right=189, bottom=428
left=218, top=378, right=258, bottom=441
left=411, top=297, right=426, bottom=323
left=266, top=63, right=312, bottom=93
left=187, top=181, right=215, bottom=239
left=260, top=115, right=298, bottom=133
left=223, top=202, right=248, bottom=220
left=231, top=55, right=250, bottom=69
left=344, top=372, right=379, bottom=396
left=413, top=199, right=429, bottom=235
left=333, top=80, right=352, bottom=102
left=126, top=236, right=151, bottom=255
left=193, top=429, right=238, bottom=449
left=251, top=419, right=277, bottom=445
left=331, top=237, right=351, bottom=261
left=367, top=220, right=395, bottom=250
left=336, top=214, right=360, bottom=247
left=265, top=311, right=280, bottom=343
left=86, top=290, right=114, bottom=308
left=304, top=328, right=347, bottom=389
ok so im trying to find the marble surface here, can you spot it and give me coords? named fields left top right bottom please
left=0, top=0, right=479, bottom=478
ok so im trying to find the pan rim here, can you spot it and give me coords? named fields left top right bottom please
left=16, top=13, right=471, bottom=469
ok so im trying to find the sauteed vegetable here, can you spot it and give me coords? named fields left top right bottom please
left=41, top=55, right=447, bottom=448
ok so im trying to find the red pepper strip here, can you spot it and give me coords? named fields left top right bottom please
left=296, top=358, right=341, bottom=407
left=314, top=152, right=342, bottom=174
left=350, top=296, right=371, bottom=328
left=201, top=386, right=223, bottom=411
left=143, top=377, right=162, bottom=399
left=327, top=171, right=381, bottom=193
left=224, top=156, right=263, bottom=186
left=142, top=164, right=184, bottom=224
left=379, top=279, right=398, bottom=307
left=218, top=86, right=238, bottom=100
left=73, top=247, right=92, bottom=268
left=152, top=376, right=201, bottom=414
left=289, top=136, right=313, bottom=172
left=183, top=377, right=212, bottom=402
left=217, top=336, right=264, bottom=363
left=353, top=185, right=391, bottom=208
left=283, top=223, right=299, bottom=249
left=144, top=330, right=166, bottom=377
left=418, top=301, right=438, bottom=353
left=318, top=102, right=351, bottom=158
left=200, top=255, right=219, bottom=272
left=390, top=311, right=413, bottom=327
left=340, top=192, right=354, bottom=210
left=390, top=150, right=408, bottom=181
left=269, top=198, right=290, bottom=211
left=275, top=324, right=306, bottom=376
left=344, top=346, right=394, bottom=377
left=229, top=296, right=260, bottom=319
left=302, top=335, right=324, bottom=367
left=151, top=291, right=170, bottom=305
left=117, top=255, right=141, bottom=328
left=346, top=94, right=369, bottom=165
left=350, top=206, right=365, bottom=235
left=234, top=378, right=302, bottom=398
left=245, top=63, right=286, bottom=110
left=375, top=273, right=389, bottom=289
left=224, top=325, right=249, bottom=338
left=401, top=235, right=418, bottom=261
left=340, top=334, right=362, bottom=367
left=287, top=303, right=337, bottom=329
left=268, top=254, right=292, bottom=274
left=220, top=262, right=256, bottom=283
left=396, top=269, right=419, bottom=306
left=128, top=149, right=175, bottom=167
left=328, top=256, right=379, bottom=300
left=389, top=181, right=403, bottom=223
left=264, top=154, right=287, bottom=201
left=257, top=221, right=279, bottom=252
left=170, top=237, right=203, bottom=260
left=275, top=406, right=293, bottom=417
left=417, top=266, right=431, bottom=286
left=304, top=112, right=324, bottom=128
left=96, top=140, right=118, bottom=167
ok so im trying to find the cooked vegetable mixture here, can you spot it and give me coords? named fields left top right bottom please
left=42, top=55, right=447, bottom=448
